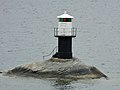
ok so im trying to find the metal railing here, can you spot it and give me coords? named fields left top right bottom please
left=43, top=46, right=58, bottom=60
left=54, top=27, right=77, bottom=37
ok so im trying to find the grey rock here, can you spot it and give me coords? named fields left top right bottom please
left=6, top=58, right=108, bottom=80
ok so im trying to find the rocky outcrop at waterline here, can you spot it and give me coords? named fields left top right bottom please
left=5, top=58, right=108, bottom=80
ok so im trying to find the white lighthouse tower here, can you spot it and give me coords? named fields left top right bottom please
left=53, top=11, right=77, bottom=59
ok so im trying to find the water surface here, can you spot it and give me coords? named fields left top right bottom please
left=0, top=0, right=120, bottom=90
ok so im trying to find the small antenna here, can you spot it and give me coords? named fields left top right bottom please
left=64, top=11, right=67, bottom=14
left=62, top=9, right=67, bottom=14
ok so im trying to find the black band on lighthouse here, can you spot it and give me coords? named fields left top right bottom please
left=53, top=37, right=72, bottom=59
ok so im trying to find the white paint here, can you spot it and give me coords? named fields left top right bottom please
left=57, top=22, right=73, bottom=36
left=57, top=11, right=74, bottom=36
left=57, top=11, right=74, bottom=18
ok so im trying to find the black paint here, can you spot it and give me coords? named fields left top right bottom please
left=53, top=36, right=73, bottom=59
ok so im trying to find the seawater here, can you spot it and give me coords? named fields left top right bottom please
left=0, top=0, right=120, bottom=90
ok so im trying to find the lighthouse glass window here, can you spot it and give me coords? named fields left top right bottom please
left=59, top=18, right=71, bottom=22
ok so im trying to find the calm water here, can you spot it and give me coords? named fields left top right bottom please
left=0, top=0, right=120, bottom=90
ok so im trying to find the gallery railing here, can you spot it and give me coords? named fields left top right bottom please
left=54, top=27, right=77, bottom=37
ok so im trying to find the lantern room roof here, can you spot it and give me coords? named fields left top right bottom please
left=57, top=11, right=74, bottom=19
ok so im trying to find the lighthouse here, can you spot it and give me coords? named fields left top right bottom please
left=53, top=11, right=77, bottom=59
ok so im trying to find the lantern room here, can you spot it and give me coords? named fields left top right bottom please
left=54, top=11, right=77, bottom=37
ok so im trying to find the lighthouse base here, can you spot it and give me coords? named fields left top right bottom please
left=53, top=52, right=72, bottom=59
